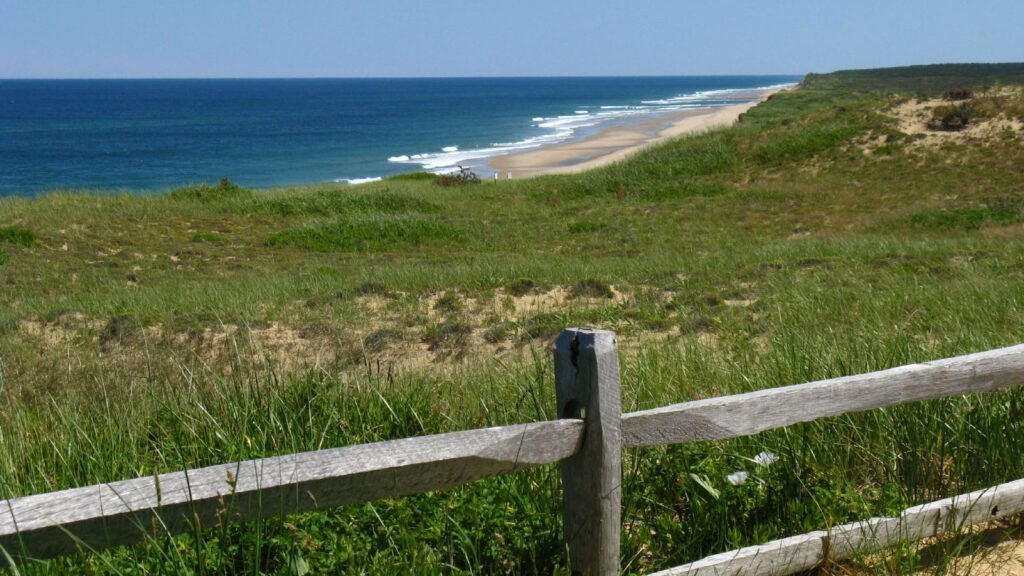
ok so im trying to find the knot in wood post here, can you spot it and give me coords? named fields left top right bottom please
left=554, top=328, right=622, bottom=575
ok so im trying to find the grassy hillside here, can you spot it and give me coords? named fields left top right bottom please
left=1, top=65, right=1024, bottom=574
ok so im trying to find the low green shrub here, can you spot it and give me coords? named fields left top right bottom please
left=753, top=121, right=862, bottom=163
left=943, top=87, right=974, bottom=101
left=506, top=278, right=536, bottom=296
left=567, top=220, right=607, bottom=234
left=384, top=172, right=437, bottom=182
left=434, top=167, right=480, bottom=187
left=571, top=279, right=615, bottom=299
left=520, top=311, right=566, bottom=341
left=909, top=199, right=1024, bottom=230
left=421, top=320, right=471, bottom=351
left=0, top=226, right=37, bottom=246
left=169, top=178, right=253, bottom=203
left=434, top=291, right=463, bottom=314
left=190, top=231, right=227, bottom=244
left=251, top=190, right=438, bottom=217
left=928, top=104, right=972, bottom=131
left=265, top=215, right=458, bottom=252
left=354, top=282, right=389, bottom=296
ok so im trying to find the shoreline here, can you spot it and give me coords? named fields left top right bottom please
left=488, top=87, right=784, bottom=179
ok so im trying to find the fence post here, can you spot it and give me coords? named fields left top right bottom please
left=554, top=328, right=622, bottom=575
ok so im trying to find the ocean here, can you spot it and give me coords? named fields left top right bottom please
left=0, top=76, right=801, bottom=197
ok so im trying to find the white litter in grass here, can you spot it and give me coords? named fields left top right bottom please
left=727, top=471, right=748, bottom=486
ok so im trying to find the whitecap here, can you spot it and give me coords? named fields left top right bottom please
left=334, top=177, right=382, bottom=185
left=442, top=145, right=459, bottom=153
left=387, top=155, right=410, bottom=162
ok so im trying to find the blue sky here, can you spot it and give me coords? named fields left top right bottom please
left=2, top=0, right=1022, bottom=78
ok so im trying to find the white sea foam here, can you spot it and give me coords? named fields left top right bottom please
left=334, top=177, right=383, bottom=185
left=385, top=82, right=799, bottom=173
left=641, top=83, right=798, bottom=106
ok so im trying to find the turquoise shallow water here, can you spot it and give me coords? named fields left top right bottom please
left=0, top=75, right=801, bottom=196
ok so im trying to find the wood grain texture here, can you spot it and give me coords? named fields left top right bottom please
left=623, top=344, right=1024, bottom=448
left=0, top=420, right=583, bottom=563
left=648, top=478, right=1024, bottom=576
left=555, top=328, right=622, bottom=575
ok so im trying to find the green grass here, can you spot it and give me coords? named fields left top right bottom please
left=909, top=198, right=1024, bottom=230
left=0, top=226, right=37, bottom=246
left=264, top=214, right=458, bottom=252
left=1, top=64, right=1024, bottom=574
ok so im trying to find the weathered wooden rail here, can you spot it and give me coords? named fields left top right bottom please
left=3, top=328, right=1024, bottom=575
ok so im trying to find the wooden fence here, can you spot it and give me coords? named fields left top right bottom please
left=3, top=328, right=1024, bottom=574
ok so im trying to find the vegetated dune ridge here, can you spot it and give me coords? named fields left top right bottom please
left=1, top=63, right=1024, bottom=573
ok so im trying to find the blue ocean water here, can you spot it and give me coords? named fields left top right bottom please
left=0, top=76, right=801, bottom=196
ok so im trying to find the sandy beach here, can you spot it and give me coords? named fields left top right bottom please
left=489, top=87, right=783, bottom=178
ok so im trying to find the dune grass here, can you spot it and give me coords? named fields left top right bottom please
left=1, top=66, right=1024, bottom=574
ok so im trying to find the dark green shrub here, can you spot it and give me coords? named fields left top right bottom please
left=434, top=291, right=463, bottom=315
left=170, top=178, right=253, bottom=203
left=385, top=172, right=437, bottom=182
left=567, top=221, right=607, bottom=234
left=520, top=312, right=566, bottom=341
left=942, top=88, right=973, bottom=101
left=909, top=199, right=1023, bottom=230
left=571, top=279, right=614, bottom=299
left=0, top=226, right=37, bottom=246
left=928, top=104, right=972, bottom=131
left=190, top=231, right=227, bottom=244
left=421, top=320, right=471, bottom=351
left=252, top=191, right=437, bottom=217
left=506, top=278, right=535, bottom=296
left=753, top=121, right=862, bottom=163
left=99, top=315, right=136, bottom=348
left=645, top=181, right=732, bottom=200
left=483, top=322, right=513, bottom=344
left=363, top=328, right=405, bottom=353
left=355, top=282, right=389, bottom=296
left=435, top=166, right=480, bottom=187
left=265, top=215, right=458, bottom=252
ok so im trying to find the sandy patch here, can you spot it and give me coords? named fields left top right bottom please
left=19, top=312, right=104, bottom=347
left=723, top=298, right=758, bottom=308
left=248, top=322, right=332, bottom=371
left=903, top=524, right=1024, bottom=576
left=865, top=90, right=1024, bottom=156
left=957, top=537, right=1024, bottom=575
left=13, top=283, right=716, bottom=380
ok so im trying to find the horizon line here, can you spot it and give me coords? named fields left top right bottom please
left=0, top=72, right=807, bottom=81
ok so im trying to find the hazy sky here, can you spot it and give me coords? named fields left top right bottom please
left=3, top=0, right=1022, bottom=78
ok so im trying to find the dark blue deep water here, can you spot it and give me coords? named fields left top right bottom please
left=0, top=76, right=801, bottom=196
